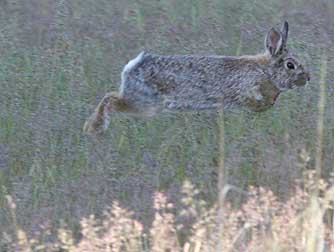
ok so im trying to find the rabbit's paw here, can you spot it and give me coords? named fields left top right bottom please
left=248, top=85, right=263, bottom=101
left=83, top=111, right=110, bottom=135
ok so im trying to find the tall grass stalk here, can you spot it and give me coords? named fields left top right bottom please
left=217, top=108, right=225, bottom=252
left=315, top=52, right=327, bottom=185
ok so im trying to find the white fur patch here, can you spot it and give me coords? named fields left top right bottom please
left=120, top=52, right=145, bottom=94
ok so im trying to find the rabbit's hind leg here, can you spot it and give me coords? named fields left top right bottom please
left=83, top=92, right=133, bottom=134
left=121, top=81, right=163, bottom=117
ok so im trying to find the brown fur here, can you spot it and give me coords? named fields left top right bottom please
left=83, top=92, right=133, bottom=134
left=242, top=54, right=270, bottom=65
left=103, top=92, right=133, bottom=113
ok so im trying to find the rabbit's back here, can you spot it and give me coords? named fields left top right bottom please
left=121, top=52, right=268, bottom=110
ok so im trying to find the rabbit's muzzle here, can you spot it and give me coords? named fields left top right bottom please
left=295, top=72, right=310, bottom=87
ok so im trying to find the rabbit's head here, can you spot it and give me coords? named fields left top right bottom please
left=264, top=21, right=310, bottom=91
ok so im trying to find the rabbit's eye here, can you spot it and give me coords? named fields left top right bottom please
left=286, top=61, right=296, bottom=70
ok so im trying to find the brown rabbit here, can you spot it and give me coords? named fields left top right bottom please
left=83, top=21, right=310, bottom=134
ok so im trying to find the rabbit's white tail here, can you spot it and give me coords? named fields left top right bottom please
left=120, top=51, right=145, bottom=94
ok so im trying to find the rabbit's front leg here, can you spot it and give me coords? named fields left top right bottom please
left=239, top=84, right=267, bottom=112
left=246, top=85, right=263, bottom=102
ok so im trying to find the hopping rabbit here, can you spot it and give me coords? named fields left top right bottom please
left=83, top=21, right=310, bottom=134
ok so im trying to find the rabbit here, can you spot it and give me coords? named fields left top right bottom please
left=83, top=21, right=310, bottom=134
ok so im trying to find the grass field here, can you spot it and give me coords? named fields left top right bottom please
left=0, top=0, right=334, bottom=251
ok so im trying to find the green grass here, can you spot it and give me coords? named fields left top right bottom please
left=0, top=0, right=333, bottom=247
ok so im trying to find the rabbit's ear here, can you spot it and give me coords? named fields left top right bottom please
left=281, top=21, right=289, bottom=46
left=265, top=28, right=283, bottom=57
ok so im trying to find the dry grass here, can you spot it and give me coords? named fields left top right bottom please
left=2, top=171, right=333, bottom=252
left=1, top=1, right=334, bottom=252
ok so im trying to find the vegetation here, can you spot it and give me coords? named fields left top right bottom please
left=3, top=173, right=334, bottom=251
left=0, top=0, right=333, bottom=251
